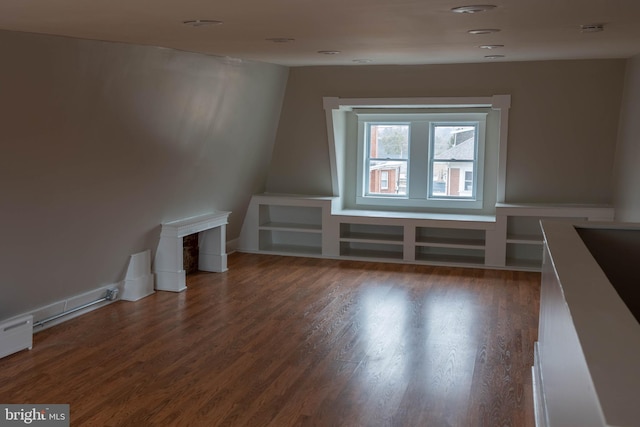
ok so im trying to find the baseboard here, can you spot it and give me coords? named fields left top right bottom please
left=226, top=238, right=239, bottom=254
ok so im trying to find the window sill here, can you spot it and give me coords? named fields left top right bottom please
left=356, top=196, right=483, bottom=210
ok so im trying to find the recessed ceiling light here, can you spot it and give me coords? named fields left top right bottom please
left=451, top=5, right=497, bottom=13
left=484, top=54, right=505, bottom=59
left=353, top=59, right=373, bottom=64
left=183, top=19, right=223, bottom=27
left=468, top=29, right=501, bottom=35
left=318, top=50, right=341, bottom=55
left=480, top=44, right=504, bottom=49
left=580, top=23, right=604, bottom=33
left=266, top=38, right=295, bottom=43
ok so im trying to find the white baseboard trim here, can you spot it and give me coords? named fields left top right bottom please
left=226, top=238, right=239, bottom=254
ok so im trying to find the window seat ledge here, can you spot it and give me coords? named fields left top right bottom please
left=332, top=208, right=496, bottom=228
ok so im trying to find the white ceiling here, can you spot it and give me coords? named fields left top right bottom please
left=1, top=0, right=639, bottom=66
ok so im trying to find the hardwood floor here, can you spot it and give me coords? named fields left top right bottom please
left=0, top=253, right=540, bottom=426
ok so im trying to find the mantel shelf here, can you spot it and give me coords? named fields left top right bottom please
left=161, top=211, right=231, bottom=238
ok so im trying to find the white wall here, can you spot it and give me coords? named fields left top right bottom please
left=0, top=30, right=288, bottom=320
left=267, top=60, right=625, bottom=204
left=613, top=54, right=640, bottom=221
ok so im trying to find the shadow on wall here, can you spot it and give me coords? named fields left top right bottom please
left=0, top=30, right=288, bottom=320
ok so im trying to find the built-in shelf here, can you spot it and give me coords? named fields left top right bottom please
left=506, top=234, right=544, bottom=245
left=415, top=236, right=485, bottom=249
left=340, top=233, right=404, bottom=244
left=258, top=243, right=323, bottom=256
left=340, top=223, right=404, bottom=244
left=415, top=250, right=485, bottom=266
left=259, top=222, right=322, bottom=233
left=238, top=195, right=615, bottom=272
left=506, top=257, right=543, bottom=270
left=340, top=245, right=404, bottom=260
left=256, top=202, right=324, bottom=256
left=415, top=227, right=486, bottom=264
left=339, top=223, right=404, bottom=260
left=496, top=203, right=614, bottom=271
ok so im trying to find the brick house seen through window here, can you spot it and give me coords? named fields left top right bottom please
left=367, top=124, right=408, bottom=195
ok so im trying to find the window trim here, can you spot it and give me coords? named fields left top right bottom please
left=323, top=95, right=511, bottom=211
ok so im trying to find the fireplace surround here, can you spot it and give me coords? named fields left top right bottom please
left=154, top=211, right=230, bottom=292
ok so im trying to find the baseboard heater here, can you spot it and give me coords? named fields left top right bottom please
left=33, top=289, right=119, bottom=329
left=0, top=289, right=118, bottom=359
left=0, top=315, right=33, bottom=359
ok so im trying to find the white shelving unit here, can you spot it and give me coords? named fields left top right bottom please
left=339, top=223, right=404, bottom=260
left=239, top=195, right=333, bottom=258
left=329, top=209, right=496, bottom=267
left=495, top=203, right=615, bottom=271
left=415, top=226, right=486, bottom=266
left=257, top=203, right=324, bottom=256
left=238, top=195, right=615, bottom=271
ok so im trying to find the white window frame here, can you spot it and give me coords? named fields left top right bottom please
left=323, top=95, right=511, bottom=212
left=428, top=121, right=482, bottom=200
left=356, top=112, right=487, bottom=209
left=363, top=121, right=410, bottom=197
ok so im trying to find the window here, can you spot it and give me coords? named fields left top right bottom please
left=357, top=111, right=487, bottom=209
left=380, top=170, right=389, bottom=190
left=464, top=170, right=473, bottom=192
left=322, top=95, right=511, bottom=213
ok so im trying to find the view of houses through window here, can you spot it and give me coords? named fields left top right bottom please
left=430, top=125, right=477, bottom=198
left=365, top=122, right=478, bottom=199
left=367, top=124, right=409, bottom=195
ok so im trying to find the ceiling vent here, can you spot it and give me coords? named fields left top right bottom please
left=580, top=23, right=605, bottom=33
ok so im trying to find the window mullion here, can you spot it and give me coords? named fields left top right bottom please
left=408, top=122, right=429, bottom=200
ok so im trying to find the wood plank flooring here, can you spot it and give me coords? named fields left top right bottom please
left=0, top=253, right=540, bottom=426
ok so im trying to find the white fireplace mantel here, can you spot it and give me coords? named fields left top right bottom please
left=154, top=211, right=230, bottom=292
